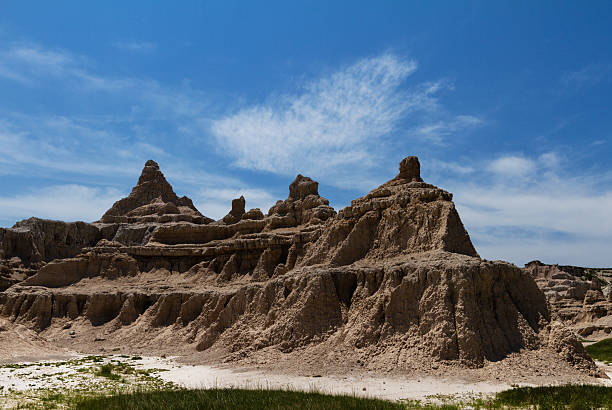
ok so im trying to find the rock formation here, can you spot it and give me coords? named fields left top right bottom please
left=525, top=261, right=612, bottom=339
left=0, top=157, right=602, bottom=376
left=100, top=160, right=210, bottom=225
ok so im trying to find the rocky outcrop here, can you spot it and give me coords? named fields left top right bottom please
left=267, top=174, right=336, bottom=228
left=100, top=160, right=211, bottom=224
left=0, top=156, right=601, bottom=376
left=0, top=218, right=112, bottom=290
left=222, top=196, right=246, bottom=224
left=526, top=261, right=612, bottom=339
left=0, top=218, right=104, bottom=266
left=299, top=157, right=477, bottom=267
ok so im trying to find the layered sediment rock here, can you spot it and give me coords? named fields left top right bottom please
left=0, top=157, right=601, bottom=375
left=100, top=160, right=211, bottom=225
left=0, top=161, right=212, bottom=289
left=526, top=261, right=612, bottom=339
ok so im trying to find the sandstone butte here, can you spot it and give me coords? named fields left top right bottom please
left=0, top=156, right=605, bottom=378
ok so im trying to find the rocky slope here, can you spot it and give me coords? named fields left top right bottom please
left=0, top=157, right=602, bottom=376
left=525, top=261, right=612, bottom=340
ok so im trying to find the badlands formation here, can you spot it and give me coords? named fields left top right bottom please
left=0, top=157, right=605, bottom=381
left=525, top=261, right=612, bottom=340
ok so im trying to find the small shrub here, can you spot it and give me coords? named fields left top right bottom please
left=96, top=364, right=121, bottom=381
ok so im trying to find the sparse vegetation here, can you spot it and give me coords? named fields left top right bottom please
left=585, top=338, right=612, bottom=363
left=65, top=385, right=612, bottom=409
left=0, top=355, right=175, bottom=408
left=6, top=384, right=611, bottom=409
left=493, top=384, right=612, bottom=409
left=72, top=389, right=406, bottom=410
left=95, top=364, right=121, bottom=381
left=2, top=355, right=612, bottom=409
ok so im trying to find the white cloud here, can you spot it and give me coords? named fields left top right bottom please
left=413, top=115, right=483, bottom=145
left=0, top=63, right=31, bottom=84
left=0, top=120, right=147, bottom=177
left=427, top=159, right=475, bottom=175
left=0, top=45, right=83, bottom=83
left=448, top=153, right=612, bottom=266
left=112, top=41, right=157, bottom=53
left=211, top=54, right=426, bottom=180
left=561, top=63, right=611, bottom=88
left=538, top=152, right=560, bottom=169
left=0, top=185, right=124, bottom=224
left=10, top=46, right=74, bottom=72
left=488, top=155, right=536, bottom=177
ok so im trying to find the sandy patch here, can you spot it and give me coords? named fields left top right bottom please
left=154, top=360, right=511, bottom=401
left=1, top=354, right=611, bottom=406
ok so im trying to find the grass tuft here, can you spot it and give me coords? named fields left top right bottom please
left=95, top=364, right=121, bottom=381
left=494, top=384, right=612, bottom=409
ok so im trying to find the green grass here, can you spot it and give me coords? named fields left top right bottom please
left=62, top=385, right=612, bottom=410
left=585, top=338, right=612, bottom=363
left=72, top=388, right=405, bottom=410
left=3, top=355, right=612, bottom=410
left=494, top=384, right=612, bottom=409
left=95, top=364, right=121, bottom=381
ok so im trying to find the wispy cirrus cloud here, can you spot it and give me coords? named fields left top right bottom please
left=561, top=63, right=611, bottom=89
left=0, top=43, right=209, bottom=115
left=0, top=184, right=124, bottom=226
left=210, top=53, right=482, bottom=186
left=112, top=41, right=157, bottom=53
left=211, top=54, right=419, bottom=175
left=412, top=115, right=483, bottom=145
left=0, top=44, right=84, bottom=84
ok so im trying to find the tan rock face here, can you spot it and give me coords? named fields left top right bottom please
left=0, top=156, right=600, bottom=376
left=525, top=261, right=612, bottom=339
left=100, top=160, right=211, bottom=224
left=300, top=157, right=477, bottom=267
left=398, top=156, right=423, bottom=182
left=222, top=196, right=246, bottom=224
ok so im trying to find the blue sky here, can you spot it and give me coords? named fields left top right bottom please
left=1, top=1, right=611, bottom=266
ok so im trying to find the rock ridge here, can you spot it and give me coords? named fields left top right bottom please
left=0, top=156, right=602, bottom=377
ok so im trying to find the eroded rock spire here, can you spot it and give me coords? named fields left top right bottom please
left=397, top=156, right=423, bottom=182
left=100, top=160, right=206, bottom=223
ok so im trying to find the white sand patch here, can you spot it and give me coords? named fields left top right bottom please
left=2, top=355, right=611, bottom=403
left=134, top=356, right=510, bottom=401
left=0, top=359, right=89, bottom=391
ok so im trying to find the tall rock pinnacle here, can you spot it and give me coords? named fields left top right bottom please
left=397, top=156, right=423, bottom=182
left=100, top=160, right=203, bottom=223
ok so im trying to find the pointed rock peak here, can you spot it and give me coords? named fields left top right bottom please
left=289, top=174, right=319, bottom=200
left=100, top=160, right=205, bottom=222
left=137, top=160, right=169, bottom=186
left=232, top=196, right=246, bottom=214
left=222, top=196, right=246, bottom=224
left=144, top=159, right=159, bottom=169
left=398, top=156, right=423, bottom=182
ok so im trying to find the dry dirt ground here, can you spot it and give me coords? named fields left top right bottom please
left=1, top=316, right=611, bottom=404
left=0, top=352, right=611, bottom=403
